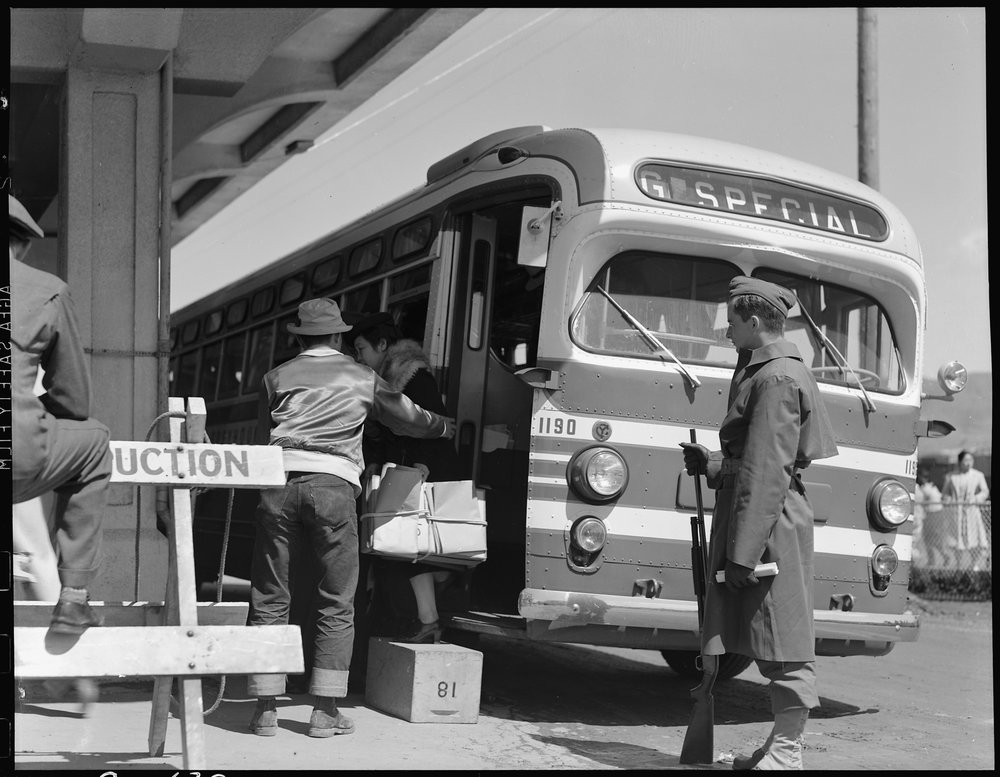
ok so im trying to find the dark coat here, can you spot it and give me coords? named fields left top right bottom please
left=701, top=340, right=838, bottom=662
left=365, top=339, right=461, bottom=482
left=364, top=339, right=461, bottom=586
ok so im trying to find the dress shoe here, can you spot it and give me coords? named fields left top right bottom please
left=49, top=598, right=103, bottom=635
left=249, top=698, right=278, bottom=736
left=398, top=619, right=442, bottom=644
left=308, top=708, right=355, bottom=737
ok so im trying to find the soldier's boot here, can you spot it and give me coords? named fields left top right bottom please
left=751, top=707, right=809, bottom=770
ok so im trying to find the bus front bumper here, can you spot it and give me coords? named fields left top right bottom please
left=517, top=588, right=920, bottom=646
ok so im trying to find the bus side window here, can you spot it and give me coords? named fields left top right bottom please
left=388, top=264, right=432, bottom=346
left=243, top=322, right=275, bottom=394
left=198, top=341, right=222, bottom=401
left=174, top=351, right=198, bottom=398
left=489, top=255, right=544, bottom=368
left=272, top=313, right=300, bottom=368
left=217, top=332, right=248, bottom=400
left=342, top=283, right=382, bottom=320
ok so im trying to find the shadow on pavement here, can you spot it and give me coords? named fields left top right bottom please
left=534, top=735, right=734, bottom=770
left=476, top=634, right=872, bottom=727
left=13, top=753, right=175, bottom=770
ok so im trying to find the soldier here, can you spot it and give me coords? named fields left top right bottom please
left=681, top=275, right=838, bottom=770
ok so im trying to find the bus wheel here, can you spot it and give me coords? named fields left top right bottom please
left=660, top=650, right=753, bottom=681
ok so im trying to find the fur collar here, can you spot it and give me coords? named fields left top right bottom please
left=380, top=339, right=430, bottom=392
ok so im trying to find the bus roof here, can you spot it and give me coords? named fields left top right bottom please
left=173, top=126, right=922, bottom=321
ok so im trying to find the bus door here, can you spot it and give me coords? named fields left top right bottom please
left=448, top=205, right=545, bottom=613
left=452, top=212, right=495, bottom=482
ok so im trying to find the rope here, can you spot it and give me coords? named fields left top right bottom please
left=201, top=484, right=235, bottom=715
left=134, top=411, right=189, bottom=600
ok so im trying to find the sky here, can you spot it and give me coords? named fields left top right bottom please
left=171, top=7, right=989, bottom=379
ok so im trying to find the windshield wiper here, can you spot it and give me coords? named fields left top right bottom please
left=795, top=302, right=877, bottom=412
left=595, top=285, right=701, bottom=388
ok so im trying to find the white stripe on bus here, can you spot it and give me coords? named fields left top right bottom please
left=530, top=415, right=915, bottom=478
left=526, top=501, right=912, bottom=561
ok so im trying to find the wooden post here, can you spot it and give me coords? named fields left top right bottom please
left=14, top=396, right=300, bottom=769
left=858, top=7, right=879, bottom=189
left=148, top=397, right=188, bottom=758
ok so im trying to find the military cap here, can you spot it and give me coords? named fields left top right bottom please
left=729, top=275, right=797, bottom=318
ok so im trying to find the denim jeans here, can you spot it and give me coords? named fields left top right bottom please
left=248, top=472, right=359, bottom=698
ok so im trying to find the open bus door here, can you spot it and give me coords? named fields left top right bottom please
left=447, top=206, right=542, bottom=618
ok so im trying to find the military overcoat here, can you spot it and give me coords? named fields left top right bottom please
left=701, top=340, right=838, bottom=662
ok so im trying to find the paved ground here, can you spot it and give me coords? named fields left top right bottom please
left=12, top=594, right=993, bottom=771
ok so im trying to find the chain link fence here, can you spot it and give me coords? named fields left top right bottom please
left=910, top=502, right=992, bottom=600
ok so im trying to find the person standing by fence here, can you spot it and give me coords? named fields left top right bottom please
left=914, top=468, right=947, bottom=569
left=941, top=451, right=990, bottom=571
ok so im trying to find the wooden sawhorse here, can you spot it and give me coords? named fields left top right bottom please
left=14, top=396, right=302, bottom=768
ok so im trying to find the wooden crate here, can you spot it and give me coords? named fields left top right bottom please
left=364, top=638, right=483, bottom=723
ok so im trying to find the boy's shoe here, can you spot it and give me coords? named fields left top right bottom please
left=249, top=698, right=278, bottom=736
left=307, top=709, right=355, bottom=737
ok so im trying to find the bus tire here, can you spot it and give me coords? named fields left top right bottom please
left=660, top=650, right=753, bottom=681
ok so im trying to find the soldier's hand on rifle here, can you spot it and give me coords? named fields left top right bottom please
left=724, top=560, right=759, bottom=590
left=680, top=442, right=710, bottom=476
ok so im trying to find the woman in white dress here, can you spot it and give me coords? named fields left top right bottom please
left=941, top=450, right=991, bottom=570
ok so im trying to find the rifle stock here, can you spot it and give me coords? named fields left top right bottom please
left=679, top=653, right=718, bottom=764
left=679, top=428, right=716, bottom=765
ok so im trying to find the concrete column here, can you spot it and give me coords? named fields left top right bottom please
left=60, top=64, right=168, bottom=600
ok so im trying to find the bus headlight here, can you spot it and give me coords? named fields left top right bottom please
left=866, top=478, right=912, bottom=531
left=871, top=545, right=899, bottom=577
left=871, top=545, right=898, bottom=593
left=571, top=516, right=608, bottom=553
left=567, top=446, right=628, bottom=503
left=937, top=360, right=968, bottom=394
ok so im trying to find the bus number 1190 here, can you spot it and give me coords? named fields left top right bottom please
left=537, top=416, right=576, bottom=436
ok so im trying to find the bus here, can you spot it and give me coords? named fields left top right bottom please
left=169, top=126, right=966, bottom=680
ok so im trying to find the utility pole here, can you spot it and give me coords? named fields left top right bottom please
left=858, top=7, right=879, bottom=189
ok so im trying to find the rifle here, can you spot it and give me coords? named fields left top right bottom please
left=679, top=428, right=717, bottom=765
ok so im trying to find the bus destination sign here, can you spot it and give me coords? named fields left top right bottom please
left=636, top=162, right=888, bottom=242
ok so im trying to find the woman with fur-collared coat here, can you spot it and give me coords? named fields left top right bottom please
left=682, top=276, right=838, bottom=771
left=347, top=312, right=462, bottom=644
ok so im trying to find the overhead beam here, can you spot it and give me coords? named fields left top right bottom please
left=333, top=8, right=431, bottom=88
left=175, top=176, right=230, bottom=219
left=240, top=101, right=323, bottom=163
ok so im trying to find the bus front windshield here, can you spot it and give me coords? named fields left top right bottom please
left=571, top=251, right=905, bottom=394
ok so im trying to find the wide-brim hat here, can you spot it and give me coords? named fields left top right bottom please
left=9, top=194, right=45, bottom=239
left=287, top=298, right=353, bottom=335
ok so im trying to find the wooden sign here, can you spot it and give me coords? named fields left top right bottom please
left=109, top=441, right=285, bottom=487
